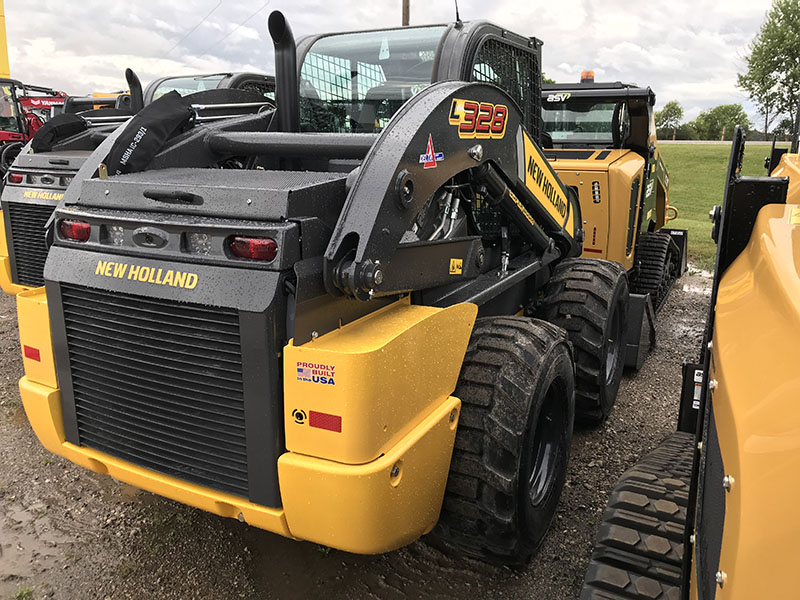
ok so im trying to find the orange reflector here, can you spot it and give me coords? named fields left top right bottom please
left=309, top=411, right=342, bottom=433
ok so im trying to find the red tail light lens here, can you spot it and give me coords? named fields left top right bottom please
left=230, top=236, right=278, bottom=261
left=7, top=172, right=22, bottom=184
left=59, top=219, right=91, bottom=242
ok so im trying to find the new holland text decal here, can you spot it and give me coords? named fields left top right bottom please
left=296, top=361, right=336, bottom=386
left=419, top=134, right=444, bottom=169
left=24, top=190, right=64, bottom=201
left=521, top=132, right=574, bottom=237
left=94, top=260, right=198, bottom=289
left=448, top=99, right=508, bottom=139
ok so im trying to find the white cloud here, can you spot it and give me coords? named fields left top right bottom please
left=4, top=0, right=775, bottom=125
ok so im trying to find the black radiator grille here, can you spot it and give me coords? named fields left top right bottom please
left=7, top=201, right=54, bottom=287
left=61, top=284, right=249, bottom=497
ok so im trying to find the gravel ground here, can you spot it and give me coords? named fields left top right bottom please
left=0, top=271, right=711, bottom=600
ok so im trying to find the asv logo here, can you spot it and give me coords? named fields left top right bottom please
left=546, top=93, right=571, bottom=102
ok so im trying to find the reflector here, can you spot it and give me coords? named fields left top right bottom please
left=59, top=219, right=91, bottom=242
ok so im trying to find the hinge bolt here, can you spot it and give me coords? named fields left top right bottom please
left=722, top=475, right=734, bottom=491
left=311, top=331, right=319, bottom=340
left=707, top=341, right=713, bottom=351
left=391, top=465, right=400, bottom=478
left=467, top=144, right=483, bottom=161
left=237, top=512, right=245, bottom=522
left=709, top=379, right=718, bottom=391
left=715, top=570, right=727, bottom=587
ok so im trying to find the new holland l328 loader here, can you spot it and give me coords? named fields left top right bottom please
left=16, top=12, right=654, bottom=563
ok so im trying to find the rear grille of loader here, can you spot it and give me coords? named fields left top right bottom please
left=61, top=284, right=249, bottom=497
left=7, top=202, right=54, bottom=287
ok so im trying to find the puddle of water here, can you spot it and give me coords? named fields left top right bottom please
left=0, top=520, right=61, bottom=596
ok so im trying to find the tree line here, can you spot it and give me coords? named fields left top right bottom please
left=657, top=0, right=799, bottom=143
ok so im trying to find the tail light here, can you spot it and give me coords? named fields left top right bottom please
left=59, top=219, right=91, bottom=242
left=7, top=172, right=22, bottom=184
left=229, top=236, right=278, bottom=261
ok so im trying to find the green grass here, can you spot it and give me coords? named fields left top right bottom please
left=13, top=587, right=33, bottom=600
left=658, top=143, right=786, bottom=271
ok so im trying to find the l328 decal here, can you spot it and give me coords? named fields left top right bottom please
left=448, top=98, right=508, bottom=140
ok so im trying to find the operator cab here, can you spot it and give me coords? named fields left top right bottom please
left=296, top=22, right=544, bottom=138
left=541, top=82, right=656, bottom=158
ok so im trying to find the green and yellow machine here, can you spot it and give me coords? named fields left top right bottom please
left=581, top=128, right=800, bottom=598
left=542, top=80, right=685, bottom=309
left=13, top=12, right=657, bottom=565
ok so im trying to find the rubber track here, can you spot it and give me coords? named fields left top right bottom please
left=631, top=232, right=679, bottom=311
left=580, top=432, right=695, bottom=600
left=435, top=317, right=569, bottom=564
left=538, top=258, right=628, bottom=423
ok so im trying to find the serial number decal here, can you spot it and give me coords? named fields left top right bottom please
left=448, top=99, right=508, bottom=140
left=23, top=190, right=64, bottom=201
left=94, top=260, right=198, bottom=289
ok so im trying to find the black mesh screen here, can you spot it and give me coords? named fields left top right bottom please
left=472, top=38, right=542, bottom=141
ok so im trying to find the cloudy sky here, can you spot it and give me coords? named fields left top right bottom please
left=5, top=0, right=773, bottom=125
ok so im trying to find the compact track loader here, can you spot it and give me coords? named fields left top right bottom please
left=0, top=70, right=275, bottom=295
left=16, top=12, right=650, bottom=564
left=581, top=127, right=800, bottom=598
left=541, top=81, right=686, bottom=310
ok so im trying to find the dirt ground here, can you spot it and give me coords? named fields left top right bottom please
left=0, top=271, right=711, bottom=600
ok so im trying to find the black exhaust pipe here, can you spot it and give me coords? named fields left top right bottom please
left=125, top=68, right=144, bottom=113
left=268, top=11, right=300, bottom=133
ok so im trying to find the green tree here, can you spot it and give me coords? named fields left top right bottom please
left=690, top=104, right=752, bottom=140
left=655, top=100, right=684, bottom=140
left=738, top=0, right=800, bottom=140
left=542, top=73, right=556, bottom=84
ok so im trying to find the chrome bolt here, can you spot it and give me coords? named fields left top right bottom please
left=707, top=341, right=713, bottom=351
left=449, top=410, right=457, bottom=423
left=237, top=512, right=245, bottom=523
left=722, top=475, right=734, bottom=491
left=246, top=198, right=252, bottom=205
left=373, top=268, right=384, bottom=286
left=689, top=534, right=695, bottom=544
left=715, top=570, right=727, bottom=587
left=709, top=379, right=718, bottom=391
left=104, top=189, right=109, bottom=195
left=697, top=441, right=703, bottom=451
left=311, top=331, right=319, bottom=340
left=468, top=144, right=483, bottom=161
left=391, top=465, right=400, bottom=478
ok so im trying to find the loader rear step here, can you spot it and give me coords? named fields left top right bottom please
left=580, top=431, right=695, bottom=600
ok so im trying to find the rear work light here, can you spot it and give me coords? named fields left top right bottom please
left=59, top=219, right=91, bottom=242
left=229, top=236, right=278, bottom=261
left=7, top=172, right=22, bottom=184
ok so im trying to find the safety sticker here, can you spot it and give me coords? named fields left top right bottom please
left=789, top=207, right=800, bottom=225
left=419, top=134, right=443, bottom=169
left=296, top=361, right=336, bottom=386
left=449, top=258, right=463, bottom=275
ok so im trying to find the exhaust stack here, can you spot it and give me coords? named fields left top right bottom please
left=268, top=11, right=300, bottom=133
left=125, top=68, right=144, bottom=113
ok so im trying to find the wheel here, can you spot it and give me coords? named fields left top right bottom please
left=580, top=432, right=694, bottom=599
left=432, top=316, right=575, bottom=565
left=538, top=258, right=628, bottom=424
left=631, top=231, right=681, bottom=310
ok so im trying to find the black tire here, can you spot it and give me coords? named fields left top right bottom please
left=433, top=316, right=575, bottom=565
left=538, top=258, right=628, bottom=424
left=580, top=432, right=695, bottom=600
left=631, top=231, right=681, bottom=310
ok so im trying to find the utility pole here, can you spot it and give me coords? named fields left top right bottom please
left=402, top=0, right=409, bottom=26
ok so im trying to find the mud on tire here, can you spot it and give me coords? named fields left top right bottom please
left=538, top=258, right=629, bottom=424
left=433, top=317, right=575, bottom=565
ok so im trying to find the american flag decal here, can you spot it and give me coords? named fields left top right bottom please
left=297, top=367, right=313, bottom=381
